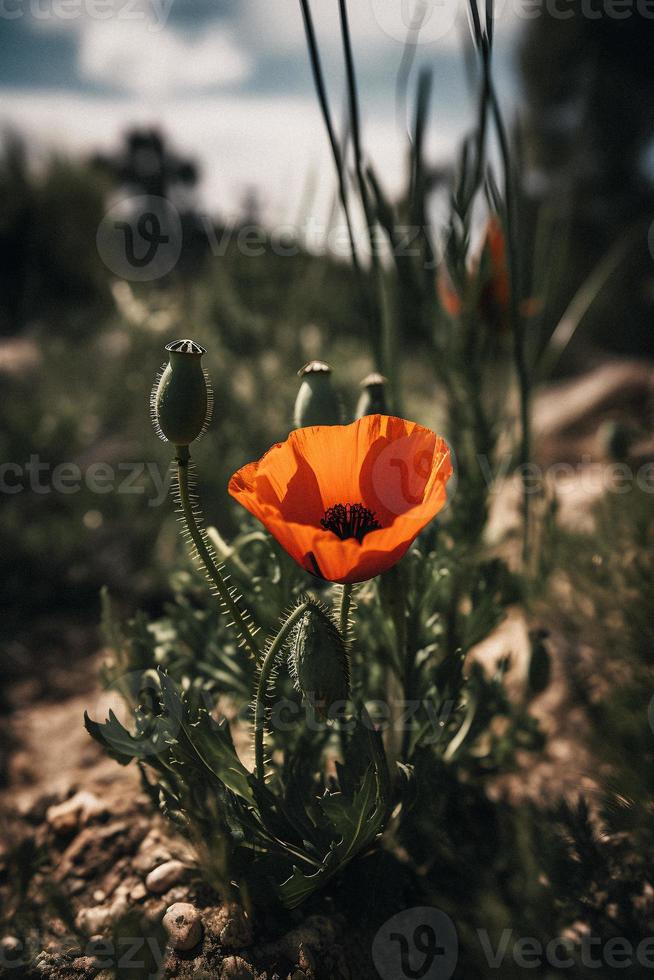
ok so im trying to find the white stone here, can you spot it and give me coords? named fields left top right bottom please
left=145, top=859, right=186, bottom=894
left=46, top=791, right=107, bottom=834
left=162, top=903, right=202, bottom=952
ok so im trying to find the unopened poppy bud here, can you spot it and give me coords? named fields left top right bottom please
left=151, top=339, right=213, bottom=449
left=289, top=600, right=350, bottom=719
left=355, top=372, right=389, bottom=419
left=293, top=361, right=344, bottom=429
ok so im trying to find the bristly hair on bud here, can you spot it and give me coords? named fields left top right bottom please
left=355, top=372, right=389, bottom=419
left=288, top=596, right=351, bottom=719
left=151, top=339, right=213, bottom=448
left=293, top=360, right=344, bottom=429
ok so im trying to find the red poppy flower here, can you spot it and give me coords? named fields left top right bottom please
left=228, top=415, right=452, bottom=584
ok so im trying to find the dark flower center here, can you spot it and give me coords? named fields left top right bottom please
left=320, top=502, right=382, bottom=543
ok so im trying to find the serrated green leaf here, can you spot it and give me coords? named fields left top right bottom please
left=278, top=766, right=386, bottom=909
left=84, top=709, right=169, bottom=766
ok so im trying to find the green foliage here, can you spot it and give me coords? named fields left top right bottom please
left=0, top=135, right=110, bottom=335
left=90, top=515, right=542, bottom=912
left=85, top=667, right=390, bottom=909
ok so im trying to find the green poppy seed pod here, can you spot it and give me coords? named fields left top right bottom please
left=151, top=339, right=213, bottom=449
left=355, top=372, right=389, bottom=419
left=293, top=361, right=344, bottom=429
left=290, top=601, right=350, bottom=720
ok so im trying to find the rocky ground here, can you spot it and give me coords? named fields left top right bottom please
left=1, top=656, right=360, bottom=979
left=1, top=358, right=652, bottom=979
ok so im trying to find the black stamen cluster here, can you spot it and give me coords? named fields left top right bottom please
left=320, top=502, right=382, bottom=543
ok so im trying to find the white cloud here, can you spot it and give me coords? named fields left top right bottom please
left=77, top=19, right=251, bottom=96
left=238, top=0, right=466, bottom=57
left=0, top=89, right=464, bottom=240
left=236, top=0, right=519, bottom=59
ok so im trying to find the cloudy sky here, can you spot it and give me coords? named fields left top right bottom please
left=0, top=0, right=523, bottom=226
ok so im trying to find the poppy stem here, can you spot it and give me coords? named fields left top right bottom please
left=254, top=600, right=312, bottom=782
left=175, top=447, right=261, bottom=662
left=338, top=583, right=353, bottom=639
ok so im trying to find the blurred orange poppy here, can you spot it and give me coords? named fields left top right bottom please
left=228, top=415, right=452, bottom=584
left=478, top=215, right=511, bottom=332
left=437, top=216, right=540, bottom=329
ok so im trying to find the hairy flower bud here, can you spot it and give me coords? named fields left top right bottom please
left=151, top=339, right=212, bottom=449
left=293, top=361, right=344, bottom=429
left=289, top=600, right=350, bottom=719
left=355, top=372, right=389, bottom=419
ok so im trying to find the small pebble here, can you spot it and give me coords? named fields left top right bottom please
left=0, top=936, right=22, bottom=959
left=109, top=894, right=129, bottom=921
left=76, top=905, right=113, bottom=936
left=145, top=859, right=186, bottom=894
left=132, top=829, right=173, bottom=873
left=130, top=881, right=147, bottom=902
left=46, top=791, right=107, bottom=835
left=162, top=902, right=202, bottom=952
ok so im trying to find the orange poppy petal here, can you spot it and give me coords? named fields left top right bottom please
left=228, top=415, right=452, bottom=583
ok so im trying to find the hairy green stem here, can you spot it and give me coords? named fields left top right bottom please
left=254, top=600, right=312, bottom=782
left=338, top=583, right=353, bottom=638
left=175, top=448, right=260, bottom=661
